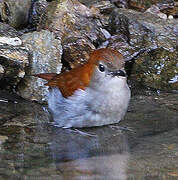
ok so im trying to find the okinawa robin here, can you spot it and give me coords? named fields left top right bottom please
left=34, top=48, right=131, bottom=128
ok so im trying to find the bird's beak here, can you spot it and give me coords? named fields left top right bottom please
left=108, top=69, right=127, bottom=77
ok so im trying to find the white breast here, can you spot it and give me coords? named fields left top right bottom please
left=48, top=77, right=130, bottom=128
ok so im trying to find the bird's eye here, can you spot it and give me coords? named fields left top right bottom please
left=98, top=64, right=105, bottom=72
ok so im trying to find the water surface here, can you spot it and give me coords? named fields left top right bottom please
left=0, top=90, right=178, bottom=180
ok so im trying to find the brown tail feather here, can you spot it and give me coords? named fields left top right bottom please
left=33, top=73, right=57, bottom=81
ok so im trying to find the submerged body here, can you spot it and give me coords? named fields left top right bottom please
left=48, top=76, right=130, bottom=128
left=34, top=48, right=131, bottom=128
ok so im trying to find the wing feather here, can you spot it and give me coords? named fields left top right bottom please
left=45, top=63, right=94, bottom=97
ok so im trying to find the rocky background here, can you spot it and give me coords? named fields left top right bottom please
left=0, top=1, right=178, bottom=179
left=0, top=0, right=177, bottom=102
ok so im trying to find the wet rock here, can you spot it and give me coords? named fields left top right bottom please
left=0, top=22, right=19, bottom=37
left=107, top=8, right=177, bottom=90
left=0, top=23, right=22, bottom=46
left=0, top=45, right=29, bottom=90
left=160, top=1, right=178, bottom=18
left=62, top=36, right=95, bottom=69
left=111, top=0, right=128, bottom=8
left=109, top=9, right=177, bottom=50
left=104, top=34, right=138, bottom=61
left=131, top=48, right=178, bottom=90
left=29, top=0, right=49, bottom=29
left=0, top=64, right=4, bottom=79
left=17, top=30, right=62, bottom=102
left=38, top=0, right=107, bottom=66
left=128, top=0, right=175, bottom=13
left=78, top=0, right=106, bottom=7
left=145, top=5, right=168, bottom=19
left=38, top=0, right=104, bottom=41
left=0, top=36, right=22, bottom=46
left=127, top=128, right=178, bottom=179
left=87, top=1, right=115, bottom=28
left=0, top=135, right=8, bottom=144
left=127, top=0, right=177, bottom=18
left=121, top=92, right=178, bottom=139
left=0, top=0, right=32, bottom=29
left=0, top=91, right=49, bottom=127
left=0, top=22, right=29, bottom=90
left=0, top=90, right=24, bottom=103
left=88, top=1, right=115, bottom=15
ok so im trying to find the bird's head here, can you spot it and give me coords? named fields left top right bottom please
left=87, top=48, right=127, bottom=88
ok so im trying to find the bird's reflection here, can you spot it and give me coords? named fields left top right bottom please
left=49, top=126, right=129, bottom=180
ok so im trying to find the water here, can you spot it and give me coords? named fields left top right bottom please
left=0, top=90, right=178, bottom=180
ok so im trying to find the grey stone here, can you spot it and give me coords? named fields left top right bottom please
left=17, top=30, right=62, bottom=102
left=37, top=0, right=107, bottom=67
left=0, top=45, right=29, bottom=89
left=0, top=0, right=32, bottom=29
left=107, top=8, right=177, bottom=90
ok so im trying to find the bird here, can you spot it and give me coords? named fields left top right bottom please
left=34, top=48, right=131, bottom=128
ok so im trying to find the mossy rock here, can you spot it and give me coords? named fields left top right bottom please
left=131, top=48, right=177, bottom=91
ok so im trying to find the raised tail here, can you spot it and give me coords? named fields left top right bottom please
left=33, top=73, right=57, bottom=81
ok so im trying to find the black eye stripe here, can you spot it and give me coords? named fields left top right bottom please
left=99, top=64, right=105, bottom=72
